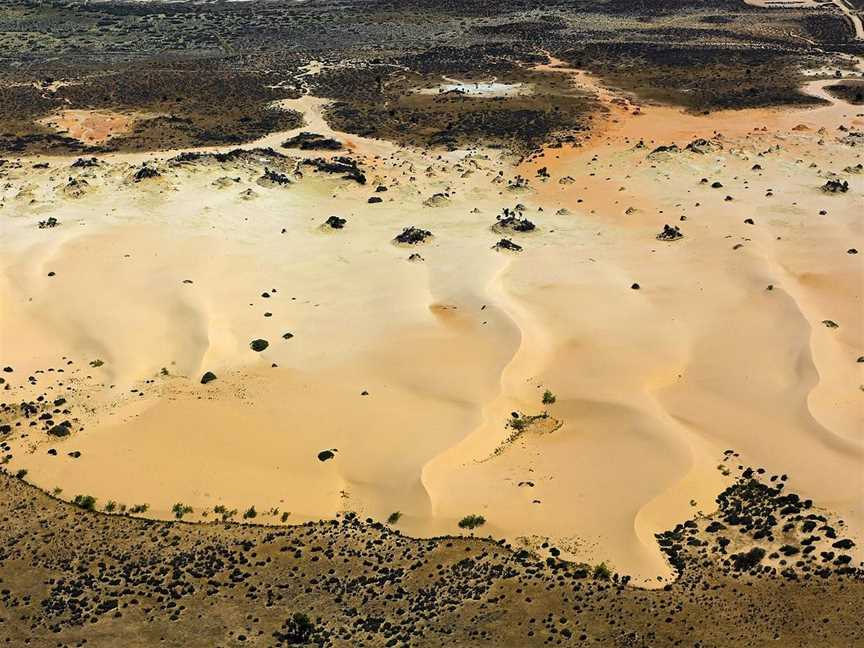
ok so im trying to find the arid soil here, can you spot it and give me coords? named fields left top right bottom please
left=1, top=467, right=863, bottom=647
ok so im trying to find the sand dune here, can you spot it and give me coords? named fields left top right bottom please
left=1, top=61, right=862, bottom=588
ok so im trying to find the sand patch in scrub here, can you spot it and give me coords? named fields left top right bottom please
left=38, top=109, right=147, bottom=145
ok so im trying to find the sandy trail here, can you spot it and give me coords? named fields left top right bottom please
left=1, top=57, right=862, bottom=587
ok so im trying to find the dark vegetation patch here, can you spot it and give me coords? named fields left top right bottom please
left=0, top=63, right=302, bottom=154
left=825, top=80, right=864, bottom=105
left=0, top=0, right=859, bottom=153
left=315, top=54, right=596, bottom=153
left=0, top=463, right=861, bottom=646
left=557, top=43, right=828, bottom=111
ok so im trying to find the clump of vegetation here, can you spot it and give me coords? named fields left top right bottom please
left=542, top=389, right=556, bottom=405
left=89, top=359, right=104, bottom=368
left=104, top=500, right=117, bottom=513
left=508, top=412, right=548, bottom=433
left=51, top=487, right=63, bottom=496
left=73, top=494, right=97, bottom=511
left=14, top=469, right=27, bottom=480
left=274, top=612, right=315, bottom=644
left=488, top=411, right=562, bottom=459
left=280, top=511, right=290, bottom=523
left=593, top=562, right=611, bottom=580
left=214, top=504, right=237, bottom=522
left=458, top=514, right=486, bottom=530
left=387, top=511, right=402, bottom=524
left=172, top=502, right=193, bottom=519
left=129, top=503, right=149, bottom=514
left=243, top=505, right=257, bottom=520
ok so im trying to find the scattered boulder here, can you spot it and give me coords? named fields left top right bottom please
left=200, top=371, right=218, bottom=385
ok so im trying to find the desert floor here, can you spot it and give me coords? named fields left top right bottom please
left=1, top=58, right=862, bottom=591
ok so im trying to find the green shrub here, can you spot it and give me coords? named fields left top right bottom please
left=73, top=494, right=97, bottom=511
left=243, top=505, right=257, bottom=519
left=214, top=505, right=237, bottom=521
left=130, top=503, right=149, bottom=514
left=281, top=511, right=290, bottom=523
left=542, top=389, right=556, bottom=404
left=172, top=502, right=193, bottom=519
left=593, top=562, right=611, bottom=580
left=458, top=514, right=486, bottom=530
left=387, top=511, right=402, bottom=524
left=104, top=500, right=117, bottom=512
left=275, top=612, right=314, bottom=644
left=14, top=469, right=27, bottom=480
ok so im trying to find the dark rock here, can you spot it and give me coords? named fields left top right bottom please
left=200, top=371, right=218, bottom=385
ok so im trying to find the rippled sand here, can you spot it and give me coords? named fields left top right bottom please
left=1, top=62, right=862, bottom=587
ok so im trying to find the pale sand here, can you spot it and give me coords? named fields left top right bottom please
left=1, top=62, right=862, bottom=587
